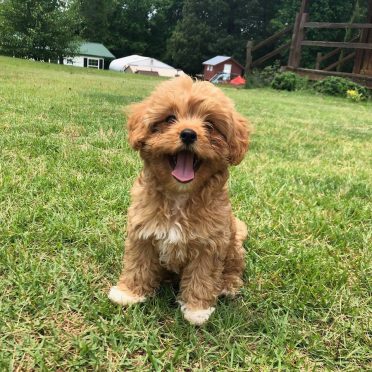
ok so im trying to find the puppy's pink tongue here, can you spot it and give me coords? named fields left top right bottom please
left=171, top=151, right=194, bottom=183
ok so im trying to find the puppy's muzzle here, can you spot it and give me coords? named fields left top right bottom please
left=180, top=129, right=197, bottom=145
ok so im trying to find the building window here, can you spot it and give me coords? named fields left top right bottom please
left=88, top=58, right=99, bottom=68
left=207, top=65, right=213, bottom=71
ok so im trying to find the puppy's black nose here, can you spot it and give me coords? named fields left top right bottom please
left=180, top=129, right=197, bottom=145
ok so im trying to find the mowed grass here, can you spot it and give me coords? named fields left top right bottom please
left=0, top=55, right=371, bottom=370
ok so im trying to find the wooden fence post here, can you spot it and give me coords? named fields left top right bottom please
left=288, top=13, right=301, bottom=68
left=353, top=0, right=372, bottom=73
left=316, top=52, right=322, bottom=69
left=245, top=40, right=254, bottom=76
left=299, top=0, right=310, bottom=15
left=293, top=12, right=308, bottom=68
left=288, top=0, right=309, bottom=69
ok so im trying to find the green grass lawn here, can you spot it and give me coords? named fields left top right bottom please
left=0, top=55, right=371, bottom=370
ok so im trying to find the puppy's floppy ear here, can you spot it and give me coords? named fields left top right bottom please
left=229, top=111, right=250, bottom=165
left=126, top=101, right=148, bottom=150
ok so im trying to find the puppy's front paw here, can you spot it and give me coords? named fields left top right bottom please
left=179, top=302, right=215, bottom=325
left=220, top=287, right=239, bottom=297
left=108, top=286, right=146, bottom=306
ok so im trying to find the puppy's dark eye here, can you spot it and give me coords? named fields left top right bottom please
left=165, top=115, right=177, bottom=124
left=151, top=125, right=159, bottom=133
left=204, top=121, right=214, bottom=131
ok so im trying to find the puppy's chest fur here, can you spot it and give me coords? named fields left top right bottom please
left=136, top=195, right=223, bottom=274
left=151, top=222, right=187, bottom=272
left=137, top=196, right=192, bottom=271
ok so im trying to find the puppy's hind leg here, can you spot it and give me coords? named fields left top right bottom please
left=221, top=217, right=247, bottom=297
left=109, top=237, right=164, bottom=306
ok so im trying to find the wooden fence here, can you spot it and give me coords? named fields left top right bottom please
left=245, top=25, right=293, bottom=73
left=286, top=0, right=372, bottom=87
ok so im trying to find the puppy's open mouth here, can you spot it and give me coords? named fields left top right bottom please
left=169, top=150, right=201, bottom=183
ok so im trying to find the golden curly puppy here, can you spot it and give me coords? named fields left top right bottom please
left=109, top=76, right=250, bottom=325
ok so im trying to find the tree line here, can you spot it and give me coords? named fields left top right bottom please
left=0, top=0, right=367, bottom=74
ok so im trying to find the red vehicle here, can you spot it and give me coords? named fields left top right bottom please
left=209, top=72, right=246, bottom=86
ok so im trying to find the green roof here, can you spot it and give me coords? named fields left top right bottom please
left=78, top=42, right=115, bottom=59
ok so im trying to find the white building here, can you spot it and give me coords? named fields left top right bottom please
left=109, top=55, right=184, bottom=78
left=63, top=42, right=115, bottom=70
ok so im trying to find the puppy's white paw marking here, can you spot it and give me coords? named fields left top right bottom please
left=220, top=288, right=238, bottom=297
left=108, top=286, right=146, bottom=306
left=179, top=302, right=215, bottom=325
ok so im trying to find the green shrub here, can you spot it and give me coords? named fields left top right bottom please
left=313, top=77, right=368, bottom=100
left=271, top=72, right=306, bottom=91
left=245, top=73, right=266, bottom=88
left=245, top=61, right=282, bottom=88
left=257, top=61, right=281, bottom=85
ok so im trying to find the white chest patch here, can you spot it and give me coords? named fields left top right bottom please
left=137, top=220, right=187, bottom=267
left=138, top=221, right=184, bottom=243
left=136, top=196, right=190, bottom=267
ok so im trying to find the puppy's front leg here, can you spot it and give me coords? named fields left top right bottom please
left=109, top=236, right=163, bottom=306
left=179, top=251, right=223, bottom=325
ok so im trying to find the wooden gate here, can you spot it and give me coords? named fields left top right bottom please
left=286, top=0, right=372, bottom=87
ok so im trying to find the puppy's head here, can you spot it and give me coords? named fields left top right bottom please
left=127, top=76, right=250, bottom=192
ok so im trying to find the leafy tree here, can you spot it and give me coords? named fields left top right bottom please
left=166, top=0, right=219, bottom=74
left=166, top=0, right=282, bottom=74
left=146, top=0, right=184, bottom=61
left=1, top=0, right=363, bottom=73
left=103, top=0, right=153, bottom=58
left=167, top=0, right=245, bottom=74
left=217, top=0, right=283, bottom=64
left=0, top=0, right=79, bottom=60
left=75, top=0, right=115, bottom=44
